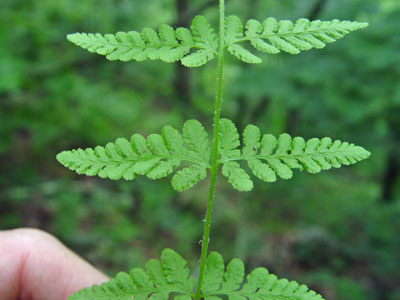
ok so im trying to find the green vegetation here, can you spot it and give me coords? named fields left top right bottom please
left=1, top=1, right=399, bottom=300
left=57, top=119, right=370, bottom=190
left=56, top=0, right=370, bottom=299
left=70, top=249, right=324, bottom=300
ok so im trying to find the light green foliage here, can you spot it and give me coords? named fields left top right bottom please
left=202, top=252, right=324, bottom=300
left=181, top=16, right=218, bottom=67
left=224, top=16, right=368, bottom=63
left=68, top=14, right=367, bottom=67
left=58, top=119, right=370, bottom=192
left=219, top=120, right=370, bottom=191
left=68, top=249, right=196, bottom=300
left=68, top=249, right=324, bottom=300
left=57, top=120, right=211, bottom=191
left=57, top=3, right=373, bottom=300
left=222, top=161, right=254, bottom=192
left=67, top=16, right=217, bottom=67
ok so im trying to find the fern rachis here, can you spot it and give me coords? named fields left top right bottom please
left=58, top=1, right=370, bottom=300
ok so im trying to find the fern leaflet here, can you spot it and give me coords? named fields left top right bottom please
left=224, top=16, right=368, bottom=63
left=68, top=16, right=217, bottom=67
left=218, top=119, right=371, bottom=191
left=57, top=120, right=210, bottom=191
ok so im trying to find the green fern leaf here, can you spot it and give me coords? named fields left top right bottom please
left=221, top=257, right=245, bottom=291
left=222, top=161, right=253, bottom=192
left=183, top=120, right=211, bottom=163
left=219, top=119, right=241, bottom=158
left=162, top=125, right=188, bottom=157
left=223, top=15, right=368, bottom=61
left=225, top=15, right=244, bottom=45
left=57, top=120, right=210, bottom=191
left=169, top=119, right=210, bottom=191
left=219, top=120, right=370, bottom=190
left=68, top=16, right=218, bottom=67
left=201, top=251, right=324, bottom=300
left=245, top=19, right=280, bottom=54
left=227, top=44, right=262, bottom=64
left=181, top=16, right=218, bottom=67
left=191, top=15, right=218, bottom=51
left=171, top=164, right=208, bottom=192
left=225, top=16, right=261, bottom=63
left=181, top=49, right=215, bottom=67
left=68, top=249, right=325, bottom=300
left=68, top=249, right=195, bottom=300
left=58, top=119, right=370, bottom=192
left=218, top=119, right=254, bottom=191
left=202, top=252, right=225, bottom=294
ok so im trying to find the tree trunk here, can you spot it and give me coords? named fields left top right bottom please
left=382, top=147, right=400, bottom=202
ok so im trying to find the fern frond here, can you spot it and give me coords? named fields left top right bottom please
left=219, top=120, right=370, bottom=191
left=68, top=249, right=196, bottom=300
left=68, top=249, right=324, bottom=300
left=57, top=120, right=211, bottom=191
left=68, top=16, right=218, bottom=67
left=58, top=119, right=370, bottom=192
left=202, top=252, right=324, bottom=300
left=224, top=16, right=368, bottom=62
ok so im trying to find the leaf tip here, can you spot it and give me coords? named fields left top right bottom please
left=161, top=247, right=179, bottom=257
left=56, top=151, right=69, bottom=165
left=66, top=32, right=81, bottom=43
left=359, top=146, right=372, bottom=159
left=358, top=22, right=369, bottom=29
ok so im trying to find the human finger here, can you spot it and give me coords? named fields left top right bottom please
left=0, top=228, right=109, bottom=300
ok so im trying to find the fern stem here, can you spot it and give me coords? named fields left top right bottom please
left=194, top=1, right=225, bottom=299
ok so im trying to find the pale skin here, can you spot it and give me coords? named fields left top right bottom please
left=0, top=228, right=109, bottom=300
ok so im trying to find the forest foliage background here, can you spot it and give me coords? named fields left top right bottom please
left=1, top=0, right=400, bottom=299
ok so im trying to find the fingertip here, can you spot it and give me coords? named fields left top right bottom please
left=0, top=228, right=109, bottom=300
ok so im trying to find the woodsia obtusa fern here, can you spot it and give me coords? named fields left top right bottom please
left=58, top=1, right=370, bottom=300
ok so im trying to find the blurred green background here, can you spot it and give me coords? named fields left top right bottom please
left=1, top=0, right=399, bottom=299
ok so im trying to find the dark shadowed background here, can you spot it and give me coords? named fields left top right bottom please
left=1, top=0, right=400, bottom=299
